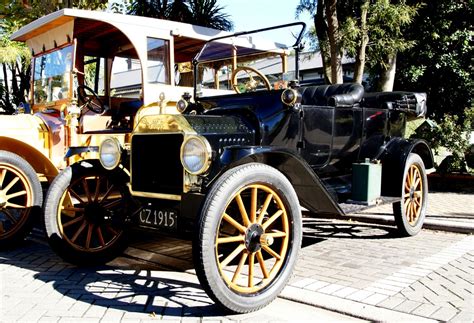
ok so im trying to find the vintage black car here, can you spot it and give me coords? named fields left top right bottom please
left=44, top=23, right=433, bottom=313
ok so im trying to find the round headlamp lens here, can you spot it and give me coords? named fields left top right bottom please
left=176, top=99, right=188, bottom=113
left=281, top=89, right=298, bottom=106
left=181, top=136, right=210, bottom=174
left=99, top=138, right=121, bottom=170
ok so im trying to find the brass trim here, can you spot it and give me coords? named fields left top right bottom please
left=281, top=88, right=298, bottom=106
left=128, top=185, right=182, bottom=201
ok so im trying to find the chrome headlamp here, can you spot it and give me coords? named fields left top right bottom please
left=176, top=99, right=188, bottom=113
left=180, top=136, right=212, bottom=175
left=281, top=88, right=301, bottom=106
left=99, top=137, right=122, bottom=170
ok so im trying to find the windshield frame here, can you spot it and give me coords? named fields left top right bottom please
left=192, top=22, right=306, bottom=99
left=32, top=42, right=76, bottom=107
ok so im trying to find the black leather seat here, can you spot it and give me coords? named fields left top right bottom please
left=298, top=83, right=365, bottom=107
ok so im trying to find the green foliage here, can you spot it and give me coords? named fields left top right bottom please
left=365, top=0, right=419, bottom=69
left=187, top=0, right=233, bottom=31
left=128, top=0, right=233, bottom=31
left=396, top=0, right=473, bottom=121
left=0, top=20, right=30, bottom=64
left=414, top=108, right=474, bottom=173
left=295, top=0, right=419, bottom=85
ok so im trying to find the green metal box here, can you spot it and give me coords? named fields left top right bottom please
left=351, top=159, right=382, bottom=204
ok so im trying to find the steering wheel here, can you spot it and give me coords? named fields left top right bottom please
left=230, top=66, right=271, bottom=93
left=77, top=85, right=105, bottom=114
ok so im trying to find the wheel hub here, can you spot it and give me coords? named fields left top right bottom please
left=409, top=186, right=415, bottom=200
left=84, top=203, right=109, bottom=225
left=245, top=223, right=264, bottom=253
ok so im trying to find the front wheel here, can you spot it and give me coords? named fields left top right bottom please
left=0, top=150, right=42, bottom=247
left=393, top=153, right=428, bottom=236
left=44, top=160, right=131, bottom=265
left=194, top=163, right=302, bottom=313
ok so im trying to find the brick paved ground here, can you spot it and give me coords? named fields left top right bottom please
left=1, top=192, right=473, bottom=322
left=359, top=192, right=474, bottom=224
left=288, top=219, right=473, bottom=321
left=0, top=240, right=359, bottom=322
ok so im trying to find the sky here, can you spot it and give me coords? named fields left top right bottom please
left=218, top=0, right=312, bottom=45
left=107, top=0, right=313, bottom=47
left=219, top=0, right=311, bottom=31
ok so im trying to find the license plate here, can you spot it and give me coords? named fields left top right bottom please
left=138, top=208, right=178, bottom=230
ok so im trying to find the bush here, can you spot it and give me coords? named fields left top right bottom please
left=414, top=108, right=473, bottom=174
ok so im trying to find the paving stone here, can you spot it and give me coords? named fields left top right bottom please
left=430, top=307, right=459, bottom=321
left=37, top=317, right=60, bottom=323
left=288, top=277, right=315, bottom=288
left=363, top=293, right=388, bottom=305
left=346, top=289, right=374, bottom=301
left=393, top=299, right=422, bottom=313
left=317, top=283, right=345, bottom=295
left=364, top=286, right=398, bottom=296
left=332, top=286, right=359, bottom=298
left=377, top=296, right=406, bottom=309
left=450, top=310, right=474, bottom=322
left=304, top=280, right=329, bottom=291
left=83, top=305, right=108, bottom=318
left=411, top=303, right=441, bottom=317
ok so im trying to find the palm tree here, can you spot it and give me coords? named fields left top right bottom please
left=128, top=0, right=171, bottom=19
left=128, top=0, right=233, bottom=31
left=187, top=0, right=233, bottom=31
left=0, top=19, right=30, bottom=114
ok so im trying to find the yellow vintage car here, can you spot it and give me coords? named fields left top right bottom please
left=0, top=8, right=232, bottom=246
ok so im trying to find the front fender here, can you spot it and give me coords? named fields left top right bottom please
left=215, top=146, right=343, bottom=216
left=379, top=138, right=433, bottom=196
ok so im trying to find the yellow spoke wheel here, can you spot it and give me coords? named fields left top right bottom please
left=216, top=184, right=290, bottom=294
left=393, top=153, right=427, bottom=236
left=403, top=164, right=423, bottom=225
left=195, top=163, right=302, bottom=313
left=0, top=151, right=42, bottom=246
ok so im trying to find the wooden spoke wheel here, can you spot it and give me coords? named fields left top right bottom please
left=44, top=161, right=130, bottom=265
left=216, top=184, right=289, bottom=294
left=57, top=174, right=124, bottom=252
left=0, top=151, right=42, bottom=247
left=393, top=153, right=428, bottom=236
left=195, top=163, right=302, bottom=313
left=403, top=164, right=424, bottom=225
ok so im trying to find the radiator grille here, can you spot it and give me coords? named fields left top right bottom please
left=131, top=134, right=183, bottom=195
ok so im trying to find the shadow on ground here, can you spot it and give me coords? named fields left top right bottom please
left=1, top=240, right=226, bottom=318
left=1, top=218, right=402, bottom=318
left=301, top=218, right=399, bottom=248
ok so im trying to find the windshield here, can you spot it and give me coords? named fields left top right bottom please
left=33, top=45, right=74, bottom=104
left=194, top=23, right=305, bottom=98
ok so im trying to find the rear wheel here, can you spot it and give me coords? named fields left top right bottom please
left=393, top=153, right=428, bottom=236
left=44, top=160, right=131, bottom=265
left=194, top=163, right=302, bottom=313
left=0, top=150, right=42, bottom=247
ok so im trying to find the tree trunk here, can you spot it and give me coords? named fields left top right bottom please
left=11, top=63, right=19, bottom=105
left=353, top=0, right=369, bottom=84
left=16, top=60, right=31, bottom=104
left=378, top=54, right=397, bottom=91
left=325, top=0, right=343, bottom=84
left=314, top=0, right=331, bottom=84
left=2, top=63, right=13, bottom=114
